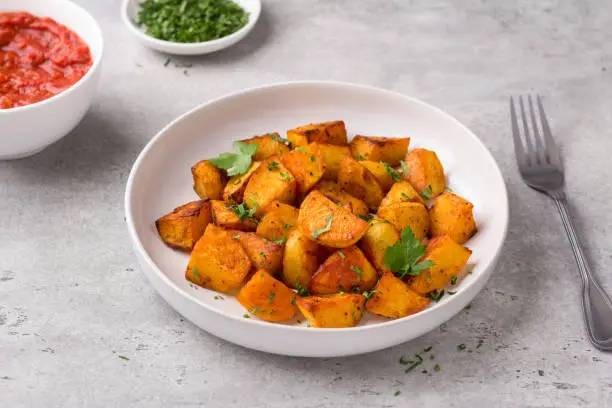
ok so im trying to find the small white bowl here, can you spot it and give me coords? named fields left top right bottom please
left=121, top=0, right=261, bottom=55
left=0, top=0, right=104, bottom=160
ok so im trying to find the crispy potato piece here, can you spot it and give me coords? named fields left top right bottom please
left=210, top=200, right=258, bottom=231
left=281, top=144, right=325, bottom=198
left=244, top=156, right=297, bottom=217
left=186, top=224, right=252, bottom=293
left=230, top=230, right=284, bottom=275
left=337, top=156, right=384, bottom=211
left=298, top=191, right=368, bottom=248
left=377, top=202, right=429, bottom=239
left=379, top=181, right=425, bottom=209
left=156, top=200, right=212, bottom=252
left=313, top=180, right=369, bottom=216
left=403, top=148, right=446, bottom=198
left=316, top=143, right=351, bottom=180
left=296, top=293, right=365, bottom=328
left=191, top=160, right=226, bottom=200
left=223, top=161, right=261, bottom=203
left=366, top=272, right=430, bottom=318
left=410, top=235, right=472, bottom=294
left=310, top=246, right=378, bottom=294
left=256, top=201, right=299, bottom=241
left=242, top=133, right=291, bottom=161
left=286, top=121, right=348, bottom=147
left=281, top=229, right=323, bottom=290
left=429, top=192, right=477, bottom=244
left=237, top=270, right=298, bottom=322
left=360, top=161, right=395, bottom=192
left=359, top=217, right=399, bottom=275
left=350, top=135, right=410, bottom=166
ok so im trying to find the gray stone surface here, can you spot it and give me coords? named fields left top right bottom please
left=2, top=0, right=612, bottom=406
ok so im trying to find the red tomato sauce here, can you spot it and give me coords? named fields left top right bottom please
left=0, top=12, right=93, bottom=110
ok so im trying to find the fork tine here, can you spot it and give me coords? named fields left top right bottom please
left=518, top=96, right=534, bottom=165
left=527, top=95, right=545, bottom=165
left=536, top=95, right=562, bottom=167
left=510, top=97, right=528, bottom=168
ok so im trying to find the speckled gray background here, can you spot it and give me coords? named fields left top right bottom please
left=2, top=0, right=612, bottom=406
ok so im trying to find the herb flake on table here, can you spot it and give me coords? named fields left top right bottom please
left=118, top=355, right=129, bottom=361
left=210, top=141, right=258, bottom=176
left=385, top=227, right=435, bottom=279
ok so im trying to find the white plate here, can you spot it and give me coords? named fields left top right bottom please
left=121, top=0, right=261, bottom=55
left=125, top=81, right=509, bottom=357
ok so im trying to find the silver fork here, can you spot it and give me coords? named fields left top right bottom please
left=510, top=95, right=612, bottom=351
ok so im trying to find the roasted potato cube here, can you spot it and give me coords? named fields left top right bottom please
left=192, top=160, right=226, bottom=200
left=210, top=200, right=258, bottom=231
left=360, top=160, right=395, bottom=192
left=242, top=133, right=291, bottom=161
left=403, top=148, right=446, bottom=199
left=366, top=272, right=430, bottom=318
left=359, top=217, right=399, bottom=275
left=410, top=235, right=472, bottom=294
left=296, top=293, right=365, bottom=328
left=230, top=231, right=284, bottom=275
left=186, top=224, right=252, bottom=293
left=156, top=200, right=212, bottom=252
left=379, top=181, right=425, bottom=209
left=256, top=201, right=299, bottom=241
left=316, top=143, right=351, bottom=180
left=313, top=180, right=369, bottom=216
left=337, top=156, right=384, bottom=211
left=310, top=246, right=378, bottom=294
left=298, top=191, right=368, bottom=248
left=281, top=144, right=325, bottom=198
left=377, top=202, right=429, bottom=239
left=237, top=270, right=298, bottom=322
left=350, top=135, right=410, bottom=166
left=429, top=192, right=477, bottom=244
left=281, top=229, right=323, bottom=290
left=244, top=156, right=297, bottom=217
left=223, top=161, right=261, bottom=203
left=286, top=120, right=348, bottom=147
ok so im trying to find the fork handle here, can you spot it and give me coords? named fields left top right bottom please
left=554, top=195, right=612, bottom=351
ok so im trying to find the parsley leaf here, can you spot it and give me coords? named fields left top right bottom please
left=336, top=250, right=345, bottom=259
left=269, top=133, right=292, bottom=148
left=228, top=201, right=257, bottom=221
left=420, top=184, right=433, bottom=200
left=312, top=214, right=333, bottom=240
left=267, top=161, right=280, bottom=171
left=191, top=267, right=200, bottom=281
left=268, top=291, right=276, bottom=304
left=400, top=161, right=410, bottom=177
left=426, top=289, right=445, bottom=302
left=209, top=141, right=258, bottom=176
left=385, top=227, right=435, bottom=279
left=357, top=214, right=373, bottom=222
left=350, top=265, right=364, bottom=275
left=357, top=154, right=367, bottom=161
left=295, top=282, right=310, bottom=297
left=270, top=236, right=287, bottom=245
left=381, top=161, right=402, bottom=182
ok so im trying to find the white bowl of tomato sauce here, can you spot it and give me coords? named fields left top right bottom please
left=0, top=0, right=103, bottom=160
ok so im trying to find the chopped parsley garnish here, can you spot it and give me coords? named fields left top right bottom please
left=283, top=223, right=294, bottom=230
left=269, top=133, right=292, bottom=148
left=118, top=355, right=129, bottom=361
left=192, top=267, right=200, bottom=281
left=357, top=154, right=367, bottom=161
left=294, top=147, right=308, bottom=153
left=423, top=346, right=433, bottom=352
left=381, top=162, right=402, bottom=181
left=400, top=161, right=409, bottom=177
left=467, top=268, right=473, bottom=274
left=270, top=236, right=287, bottom=245
left=420, top=184, right=433, bottom=200
left=259, top=251, right=266, bottom=259
left=457, top=343, right=466, bottom=351
left=401, top=192, right=412, bottom=200
left=279, top=172, right=292, bottom=181
left=385, top=227, right=435, bottom=279
left=310, top=155, right=316, bottom=162
left=434, top=364, right=440, bottom=372
left=404, top=354, right=423, bottom=372
left=426, top=290, right=445, bottom=302
left=362, top=290, right=378, bottom=300
left=394, top=391, right=401, bottom=397
left=243, top=314, right=250, bottom=318
left=351, top=311, right=358, bottom=320
left=350, top=265, right=364, bottom=275
left=337, top=250, right=345, bottom=259
left=312, top=214, right=333, bottom=239
left=295, top=282, right=310, bottom=297
left=228, top=201, right=257, bottom=221
left=213, top=295, right=224, bottom=300
left=451, top=275, right=458, bottom=285
left=290, top=297, right=296, bottom=306
left=251, top=306, right=260, bottom=314
left=232, top=235, right=241, bottom=240
left=357, top=214, right=374, bottom=222
left=267, top=161, right=280, bottom=171
left=209, top=141, right=258, bottom=176
left=399, top=356, right=411, bottom=365
left=445, top=186, right=453, bottom=192
left=465, top=304, right=472, bottom=310
left=268, top=291, right=276, bottom=304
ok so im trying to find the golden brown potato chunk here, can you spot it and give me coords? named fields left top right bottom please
left=313, top=180, right=369, bottom=217
left=410, top=235, right=472, bottom=294
left=281, top=229, right=323, bottom=290
left=237, top=270, right=298, bottom=322
left=379, top=181, right=425, bottom=209
left=298, top=191, right=368, bottom=248
left=359, top=217, right=399, bottom=275
left=242, top=133, right=291, bottom=161
left=337, top=155, right=384, bottom=211
left=310, top=246, right=378, bottom=294
left=243, top=156, right=297, bottom=217
left=230, top=230, right=284, bottom=275
left=403, top=148, right=446, bottom=199
left=192, top=160, right=226, bottom=200
left=377, top=202, right=430, bottom=239
left=350, top=135, right=410, bottom=166
left=223, top=161, right=261, bottom=203
left=316, top=143, right=351, bottom=180
left=286, top=121, right=348, bottom=147
left=429, top=192, right=477, bottom=244
left=256, top=201, right=299, bottom=241
left=281, top=144, right=326, bottom=198
left=186, top=224, right=252, bottom=293
left=360, top=160, right=396, bottom=192
left=210, top=200, right=258, bottom=232
left=296, top=293, right=365, bottom=328
left=156, top=200, right=212, bottom=252
left=366, top=272, right=430, bottom=318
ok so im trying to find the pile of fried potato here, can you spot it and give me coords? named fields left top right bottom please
left=155, top=120, right=477, bottom=328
